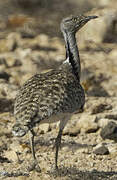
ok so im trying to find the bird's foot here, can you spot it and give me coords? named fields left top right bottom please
left=55, top=164, right=59, bottom=171
left=50, top=165, right=60, bottom=176
left=27, top=159, right=41, bottom=173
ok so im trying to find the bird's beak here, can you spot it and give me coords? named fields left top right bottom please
left=86, top=15, right=98, bottom=21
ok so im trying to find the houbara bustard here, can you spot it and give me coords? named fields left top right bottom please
left=12, top=14, right=98, bottom=171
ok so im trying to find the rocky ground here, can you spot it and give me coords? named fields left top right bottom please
left=0, top=0, right=117, bottom=179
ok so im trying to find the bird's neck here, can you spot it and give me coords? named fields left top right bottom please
left=63, top=32, right=81, bottom=81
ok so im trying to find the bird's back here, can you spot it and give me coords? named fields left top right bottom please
left=14, top=66, right=85, bottom=127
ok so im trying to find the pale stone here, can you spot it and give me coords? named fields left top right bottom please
left=98, top=118, right=110, bottom=128
left=39, top=123, right=50, bottom=134
left=4, top=150, right=18, bottom=162
left=93, top=144, right=109, bottom=155
left=76, top=114, right=99, bottom=133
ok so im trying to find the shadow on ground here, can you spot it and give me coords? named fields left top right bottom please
left=48, top=167, right=117, bottom=180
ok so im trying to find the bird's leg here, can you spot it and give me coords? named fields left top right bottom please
left=54, top=128, right=63, bottom=170
left=29, top=129, right=36, bottom=160
left=53, top=114, right=70, bottom=170
left=28, top=129, right=41, bottom=172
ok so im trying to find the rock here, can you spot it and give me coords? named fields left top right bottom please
left=62, top=114, right=81, bottom=136
left=0, top=32, right=20, bottom=53
left=15, top=48, right=31, bottom=60
left=104, top=142, right=117, bottom=154
left=105, top=113, right=117, bottom=120
left=6, top=33, right=20, bottom=51
left=10, top=140, right=30, bottom=156
left=108, top=49, right=117, bottom=61
left=91, top=103, right=112, bottom=114
left=98, top=118, right=110, bottom=128
left=0, top=54, right=22, bottom=68
left=4, top=150, right=18, bottom=162
left=76, top=114, right=99, bottom=133
left=39, top=123, right=50, bottom=134
left=5, top=57, right=17, bottom=67
left=0, top=155, right=11, bottom=163
left=36, top=34, right=49, bottom=47
left=93, top=144, right=109, bottom=155
left=63, top=127, right=80, bottom=137
left=15, top=48, right=37, bottom=74
left=0, top=40, right=9, bottom=53
left=0, top=98, right=14, bottom=112
left=0, top=71, right=10, bottom=81
left=100, top=121, right=117, bottom=141
left=0, top=81, right=17, bottom=99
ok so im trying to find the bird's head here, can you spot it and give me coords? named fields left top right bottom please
left=61, top=14, right=98, bottom=34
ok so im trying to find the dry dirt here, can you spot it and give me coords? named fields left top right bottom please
left=0, top=0, right=117, bottom=180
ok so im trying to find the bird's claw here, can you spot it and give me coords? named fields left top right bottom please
left=27, top=159, right=41, bottom=173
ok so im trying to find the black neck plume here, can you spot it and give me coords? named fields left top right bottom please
left=63, top=31, right=81, bottom=81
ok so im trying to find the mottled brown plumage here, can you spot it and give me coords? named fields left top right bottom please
left=12, top=14, right=98, bottom=171
left=14, top=68, right=84, bottom=126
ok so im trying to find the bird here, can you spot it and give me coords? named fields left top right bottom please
left=12, top=14, right=98, bottom=171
